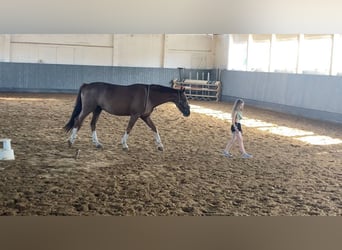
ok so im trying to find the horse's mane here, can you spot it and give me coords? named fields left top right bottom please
left=150, top=84, right=177, bottom=93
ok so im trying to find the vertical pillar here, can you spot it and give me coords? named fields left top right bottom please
left=296, top=34, right=304, bottom=74
left=221, top=34, right=229, bottom=70
left=330, top=34, right=338, bottom=75
left=269, top=34, right=276, bottom=72
left=0, top=35, right=11, bottom=62
left=246, top=34, right=253, bottom=71
left=112, top=34, right=119, bottom=66
left=227, top=34, right=233, bottom=70
left=161, top=34, right=166, bottom=68
left=163, top=34, right=168, bottom=68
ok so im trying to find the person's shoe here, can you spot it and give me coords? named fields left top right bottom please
left=242, top=153, right=253, bottom=158
left=223, top=151, right=233, bottom=158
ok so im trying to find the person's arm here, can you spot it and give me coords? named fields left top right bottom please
left=231, top=111, right=238, bottom=130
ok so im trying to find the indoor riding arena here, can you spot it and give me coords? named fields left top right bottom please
left=1, top=34, right=342, bottom=216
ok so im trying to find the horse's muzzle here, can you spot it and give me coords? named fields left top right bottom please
left=183, top=110, right=190, bottom=117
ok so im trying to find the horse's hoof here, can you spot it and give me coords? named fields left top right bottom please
left=122, top=147, right=128, bottom=151
left=96, top=144, right=103, bottom=149
left=68, top=141, right=73, bottom=148
left=157, top=146, right=164, bottom=151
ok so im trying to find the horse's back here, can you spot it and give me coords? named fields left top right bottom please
left=81, top=82, right=147, bottom=115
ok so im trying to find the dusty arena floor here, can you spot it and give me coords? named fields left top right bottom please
left=0, top=93, right=342, bottom=216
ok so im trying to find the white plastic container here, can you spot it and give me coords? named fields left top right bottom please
left=0, top=139, right=15, bottom=160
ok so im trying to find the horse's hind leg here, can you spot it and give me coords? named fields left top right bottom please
left=121, top=114, right=139, bottom=150
left=69, top=128, right=78, bottom=147
left=90, top=106, right=103, bottom=148
left=140, top=115, right=164, bottom=151
left=68, top=109, right=92, bottom=147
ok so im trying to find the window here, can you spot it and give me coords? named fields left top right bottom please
left=272, top=35, right=298, bottom=73
left=332, top=34, right=342, bottom=76
left=226, top=33, right=337, bottom=76
left=301, top=35, right=332, bottom=75
left=247, top=35, right=271, bottom=72
left=228, top=35, right=248, bottom=71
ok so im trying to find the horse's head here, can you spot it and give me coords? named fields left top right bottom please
left=176, top=87, right=190, bottom=117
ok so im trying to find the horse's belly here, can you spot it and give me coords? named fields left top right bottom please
left=103, top=106, right=130, bottom=116
left=99, top=89, right=145, bottom=116
left=102, top=105, right=144, bottom=116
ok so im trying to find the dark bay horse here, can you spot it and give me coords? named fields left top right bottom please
left=64, top=82, right=190, bottom=151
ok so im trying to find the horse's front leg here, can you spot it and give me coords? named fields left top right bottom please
left=91, top=131, right=103, bottom=148
left=121, top=115, right=139, bottom=150
left=154, top=130, right=164, bottom=151
left=140, top=115, right=164, bottom=151
left=121, top=131, right=129, bottom=150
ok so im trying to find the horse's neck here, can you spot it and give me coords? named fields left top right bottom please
left=149, top=89, right=177, bottom=107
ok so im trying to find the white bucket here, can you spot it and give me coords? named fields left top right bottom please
left=0, top=139, right=15, bottom=160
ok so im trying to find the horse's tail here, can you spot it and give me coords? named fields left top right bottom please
left=64, top=83, right=86, bottom=132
